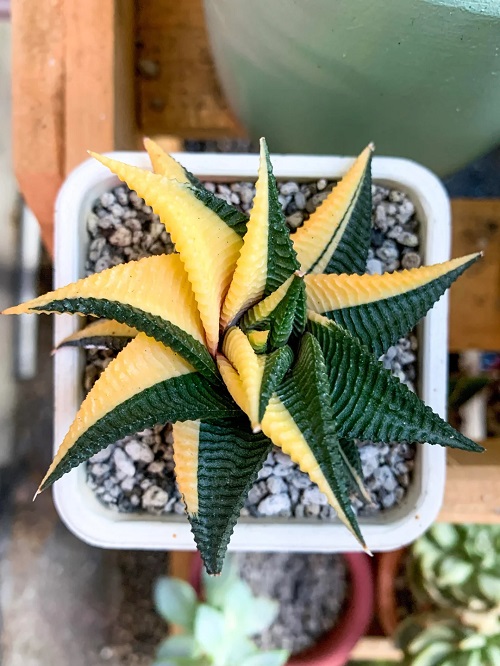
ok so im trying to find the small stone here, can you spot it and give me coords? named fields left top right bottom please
left=89, top=444, right=114, bottom=463
left=273, top=451, right=294, bottom=467
left=113, top=448, right=136, bottom=477
left=366, top=258, right=383, bottom=275
left=273, top=463, right=296, bottom=477
left=142, top=485, right=169, bottom=511
left=398, top=231, right=419, bottom=247
left=120, top=477, right=135, bottom=492
left=376, top=241, right=399, bottom=262
left=203, top=182, right=216, bottom=193
left=173, top=501, right=185, bottom=515
left=239, top=185, right=254, bottom=204
left=294, top=191, right=306, bottom=210
left=108, top=226, right=132, bottom=247
left=287, top=212, right=304, bottom=229
left=257, top=465, right=273, bottom=480
left=267, top=476, right=288, bottom=495
left=147, top=460, right=165, bottom=474
left=124, top=440, right=155, bottom=463
left=401, top=252, right=421, bottom=269
left=257, top=493, right=292, bottom=516
left=316, top=178, right=327, bottom=191
left=382, top=492, right=396, bottom=509
left=114, top=187, right=129, bottom=206
left=302, top=486, right=328, bottom=506
left=289, top=470, right=312, bottom=489
left=373, top=465, right=398, bottom=492
left=280, top=181, right=299, bottom=196
left=100, top=192, right=116, bottom=208
left=109, top=203, right=125, bottom=218
left=247, top=483, right=268, bottom=505
left=91, top=463, right=110, bottom=478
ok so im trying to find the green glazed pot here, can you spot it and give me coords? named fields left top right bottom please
left=204, top=0, right=500, bottom=175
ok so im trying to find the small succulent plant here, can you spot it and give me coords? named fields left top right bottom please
left=397, top=525, right=500, bottom=665
left=408, top=524, right=500, bottom=612
left=153, top=561, right=288, bottom=666
left=396, top=609, right=500, bottom=666
left=3, top=138, right=483, bottom=573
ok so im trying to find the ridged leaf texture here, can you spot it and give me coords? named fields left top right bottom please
left=2, top=139, right=483, bottom=574
left=293, top=144, right=373, bottom=275
left=188, top=419, right=272, bottom=574
left=306, top=253, right=480, bottom=357
left=308, top=314, right=483, bottom=452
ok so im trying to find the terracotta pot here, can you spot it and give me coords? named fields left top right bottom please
left=376, top=548, right=407, bottom=637
left=190, top=551, right=374, bottom=666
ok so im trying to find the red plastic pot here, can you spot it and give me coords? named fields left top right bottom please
left=190, top=551, right=374, bottom=666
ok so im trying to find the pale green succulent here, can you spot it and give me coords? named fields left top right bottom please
left=153, top=560, right=289, bottom=666
left=408, top=524, right=500, bottom=611
left=396, top=609, right=500, bottom=666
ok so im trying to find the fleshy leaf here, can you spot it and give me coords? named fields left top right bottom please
left=188, top=419, right=272, bottom=575
left=144, top=137, right=203, bottom=189
left=267, top=275, right=306, bottom=350
left=3, top=254, right=218, bottom=381
left=144, top=139, right=248, bottom=239
left=90, top=153, right=243, bottom=354
left=222, top=327, right=266, bottom=431
left=307, top=313, right=484, bottom=452
left=216, top=353, right=249, bottom=415
left=154, top=577, right=197, bottom=630
left=305, top=253, right=481, bottom=357
left=339, top=438, right=372, bottom=503
left=247, top=330, right=269, bottom=353
left=39, top=334, right=239, bottom=492
left=241, top=275, right=294, bottom=332
left=241, top=652, right=289, bottom=666
left=221, top=138, right=298, bottom=327
left=259, top=346, right=294, bottom=421
left=194, top=605, right=226, bottom=661
left=293, top=144, right=373, bottom=275
left=261, top=333, right=366, bottom=547
left=55, top=318, right=137, bottom=351
left=172, top=420, right=202, bottom=515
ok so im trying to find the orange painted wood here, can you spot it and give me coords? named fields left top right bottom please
left=12, top=0, right=66, bottom=253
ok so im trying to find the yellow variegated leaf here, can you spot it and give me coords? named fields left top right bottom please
left=222, top=327, right=265, bottom=431
left=173, top=419, right=201, bottom=515
left=221, top=139, right=273, bottom=328
left=56, top=319, right=138, bottom=350
left=293, top=144, right=373, bottom=274
left=90, top=152, right=243, bottom=354
left=216, top=353, right=248, bottom=414
left=247, top=329, right=269, bottom=353
left=39, top=333, right=194, bottom=492
left=144, top=137, right=190, bottom=183
left=261, top=395, right=364, bottom=544
left=305, top=252, right=481, bottom=357
left=241, top=275, right=295, bottom=331
left=4, top=254, right=203, bottom=342
left=306, top=254, right=480, bottom=311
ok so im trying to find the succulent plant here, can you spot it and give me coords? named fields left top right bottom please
left=396, top=609, right=500, bottom=666
left=408, top=524, right=500, bottom=612
left=3, top=138, right=483, bottom=574
left=153, top=560, right=289, bottom=666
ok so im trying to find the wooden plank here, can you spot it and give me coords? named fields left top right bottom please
left=349, top=636, right=402, bottom=661
left=137, top=0, right=245, bottom=139
left=12, top=0, right=66, bottom=253
left=64, top=0, right=137, bottom=174
left=440, top=439, right=500, bottom=524
left=449, top=199, right=500, bottom=352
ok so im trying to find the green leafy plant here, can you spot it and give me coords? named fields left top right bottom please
left=3, top=138, right=483, bottom=573
left=408, top=524, right=500, bottom=612
left=153, top=560, right=288, bottom=666
left=397, top=525, right=500, bottom=665
left=396, top=608, right=500, bottom=666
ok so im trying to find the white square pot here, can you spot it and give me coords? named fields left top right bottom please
left=53, top=151, right=450, bottom=553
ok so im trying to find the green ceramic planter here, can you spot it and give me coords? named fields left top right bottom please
left=204, top=0, right=500, bottom=176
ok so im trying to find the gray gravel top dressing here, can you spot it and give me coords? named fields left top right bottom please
left=234, top=552, right=348, bottom=655
left=84, top=177, right=420, bottom=519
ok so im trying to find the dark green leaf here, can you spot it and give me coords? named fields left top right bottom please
left=259, top=346, right=294, bottom=421
left=189, top=419, right=272, bottom=575
left=308, top=316, right=484, bottom=452
left=190, top=187, right=248, bottom=238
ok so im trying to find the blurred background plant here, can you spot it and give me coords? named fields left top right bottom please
left=152, top=557, right=289, bottom=666
left=396, top=524, right=500, bottom=665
